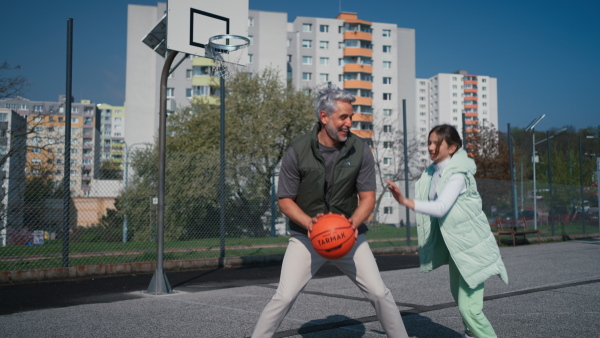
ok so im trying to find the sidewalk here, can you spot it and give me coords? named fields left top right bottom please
left=1, top=240, right=599, bottom=337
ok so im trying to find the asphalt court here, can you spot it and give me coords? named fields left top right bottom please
left=1, top=240, right=599, bottom=337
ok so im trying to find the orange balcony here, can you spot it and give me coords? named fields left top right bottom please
left=466, top=144, right=478, bottom=149
left=464, top=80, right=477, bottom=85
left=344, top=64, right=372, bottom=73
left=464, top=96, right=477, bottom=101
left=466, top=128, right=480, bottom=133
left=465, top=112, right=478, bottom=117
left=353, top=113, right=373, bottom=122
left=352, top=129, right=372, bottom=139
left=464, top=104, right=478, bottom=109
left=344, top=48, right=373, bottom=57
left=354, top=97, right=373, bottom=106
left=465, top=120, right=478, bottom=125
left=344, top=80, right=373, bottom=90
left=464, top=88, right=478, bottom=94
left=344, top=31, right=372, bottom=41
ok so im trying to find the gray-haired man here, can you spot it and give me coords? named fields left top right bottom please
left=251, top=85, right=408, bottom=337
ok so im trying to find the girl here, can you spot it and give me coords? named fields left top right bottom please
left=386, top=124, right=508, bottom=338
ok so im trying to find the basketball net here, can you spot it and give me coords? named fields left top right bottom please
left=206, top=34, right=250, bottom=80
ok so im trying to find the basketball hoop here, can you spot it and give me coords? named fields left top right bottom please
left=206, top=34, right=250, bottom=79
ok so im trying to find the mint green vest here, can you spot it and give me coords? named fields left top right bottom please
left=288, top=123, right=364, bottom=235
left=415, top=149, right=508, bottom=288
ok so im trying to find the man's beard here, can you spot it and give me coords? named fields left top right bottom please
left=325, top=123, right=348, bottom=143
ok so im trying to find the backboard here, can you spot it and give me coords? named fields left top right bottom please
left=167, top=0, right=249, bottom=64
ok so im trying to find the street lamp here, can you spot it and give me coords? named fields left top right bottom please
left=122, top=142, right=152, bottom=243
left=579, top=135, right=595, bottom=234
left=524, top=114, right=546, bottom=230
left=535, top=127, right=567, bottom=236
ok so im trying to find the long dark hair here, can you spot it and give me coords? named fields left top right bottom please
left=429, top=124, right=462, bottom=157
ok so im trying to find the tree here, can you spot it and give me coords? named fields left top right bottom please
left=370, top=115, right=423, bottom=225
left=0, top=61, right=28, bottom=99
left=472, top=124, right=514, bottom=216
left=121, top=68, right=314, bottom=240
left=99, top=160, right=123, bottom=180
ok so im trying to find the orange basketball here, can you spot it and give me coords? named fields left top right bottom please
left=310, top=213, right=356, bottom=259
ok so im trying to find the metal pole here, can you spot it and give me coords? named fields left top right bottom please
left=533, top=130, right=537, bottom=230
left=146, top=50, right=177, bottom=295
left=123, top=145, right=129, bottom=243
left=521, top=159, right=524, bottom=211
left=579, top=137, right=585, bottom=233
left=508, top=124, right=518, bottom=220
left=219, top=74, right=226, bottom=262
left=270, top=168, right=276, bottom=237
left=62, top=18, right=73, bottom=268
left=596, top=157, right=600, bottom=237
left=402, top=99, right=410, bottom=246
left=547, top=131, right=554, bottom=236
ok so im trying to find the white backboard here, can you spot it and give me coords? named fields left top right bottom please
left=167, top=0, right=249, bottom=63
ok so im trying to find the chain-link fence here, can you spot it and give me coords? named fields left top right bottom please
left=1, top=145, right=598, bottom=272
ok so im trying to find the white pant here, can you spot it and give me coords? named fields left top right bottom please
left=251, top=232, right=408, bottom=338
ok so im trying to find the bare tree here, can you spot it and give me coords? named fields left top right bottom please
left=370, top=114, right=424, bottom=225
left=0, top=61, right=29, bottom=99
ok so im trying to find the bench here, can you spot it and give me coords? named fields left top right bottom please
left=495, top=217, right=541, bottom=246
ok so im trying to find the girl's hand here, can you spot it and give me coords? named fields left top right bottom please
left=385, top=180, right=405, bottom=205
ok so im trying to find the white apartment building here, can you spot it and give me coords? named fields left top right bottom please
left=416, top=70, right=498, bottom=161
left=127, top=4, right=502, bottom=227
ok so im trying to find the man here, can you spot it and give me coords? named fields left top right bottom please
left=251, top=85, right=408, bottom=338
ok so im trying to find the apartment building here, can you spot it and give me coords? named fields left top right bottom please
left=125, top=4, right=418, bottom=226
left=416, top=70, right=498, bottom=160
left=0, top=109, right=26, bottom=246
left=96, top=103, right=126, bottom=169
left=0, top=96, right=102, bottom=197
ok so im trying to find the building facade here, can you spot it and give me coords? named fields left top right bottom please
left=0, top=96, right=102, bottom=198
left=416, top=70, right=499, bottom=160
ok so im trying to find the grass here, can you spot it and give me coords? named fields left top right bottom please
left=1, top=221, right=596, bottom=271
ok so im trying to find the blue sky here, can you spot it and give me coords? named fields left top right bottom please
left=2, top=0, right=599, bottom=132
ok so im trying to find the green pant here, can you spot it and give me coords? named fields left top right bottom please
left=449, top=257, right=497, bottom=338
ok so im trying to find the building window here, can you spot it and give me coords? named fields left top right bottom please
left=319, top=57, right=329, bottom=65
left=383, top=77, right=392, bottom=84
left=186, top=69, right=192, bottom=79
left=248, top=35, right=253, bottom=45
left=383, top=45, right=391, bottom=53
left=303, top=23, right=312, bottom=32
left=319, top=73, right=329, bottom=82
left=248, top=54, right=253, bottom=63
left=383, top=141, right=394, bottom=148
left=382, top=29, right=391, bottom=37
left=248, top=17, right=254, bottom=27
left=383, top=93, right=392, bottom=100
left=302, top=56, right=313, bottom=65
left=383, top=109, right=392, bottom=117
left=32, top=148, right=41, bottom=154
left=383, top=157, right=392, bottom=165
left=383, top=61, right=391, bottom=69
left=383, top=125, right=392, bottom=133
left=302, top=72, right=312, bottom=81
left=193, top=85, right=210, bottom=96
left=167, top=88, right=174, bottom=97
left=319, top=41, right=329, bottom=49
left=302, top=40, right=312, bottom=48
left=71, top=118, right=79, bottom=124
left=384, top=207, right=393, bottom=214
left=320, top=24, right=329, bottom=32
left=482, top=86, right=487, bottom=91
left=287, top=38, right=291, bottom=47
left=338, top=41, right=345, bottom=49
left=33, top=116, right=43, bottom=122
